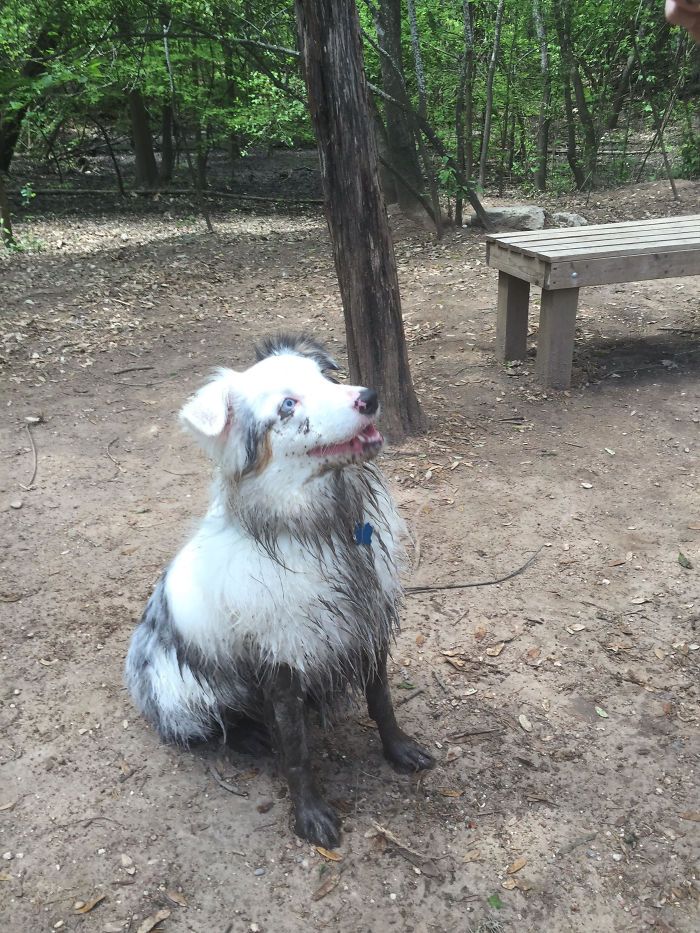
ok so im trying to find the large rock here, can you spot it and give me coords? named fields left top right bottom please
left=468, top=206, right=546, bottom=231
left=551, top=211, right=589, bottom=227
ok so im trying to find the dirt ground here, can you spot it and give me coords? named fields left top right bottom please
left=1, top=176, right=699, bottom=933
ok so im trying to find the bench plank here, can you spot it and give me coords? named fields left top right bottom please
left=489, top=214, right=700, bottom=244
left=547, top=248, right=700, bottom=289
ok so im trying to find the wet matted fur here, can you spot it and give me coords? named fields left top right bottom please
left=125, top=335, right=434, bottom=846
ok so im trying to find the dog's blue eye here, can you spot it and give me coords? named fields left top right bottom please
left=280, top=397, right=296, bottom=415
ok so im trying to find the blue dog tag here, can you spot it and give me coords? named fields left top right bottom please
left=353, top=522, right=374, bottom=545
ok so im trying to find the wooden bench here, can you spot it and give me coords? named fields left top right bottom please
left=485, top=214, right=700, bottom=388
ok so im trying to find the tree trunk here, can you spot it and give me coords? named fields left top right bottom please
left=532, top=0, right=551, bottom=190
left=554, top=0, right=596, bottom=187
left=455, top=0, right=474, bottom=226
left=370, top=97, right=397, bottom=203
left=406, top=0, right=442, bottom=235
left=295, top=0, right=425, bottom=439
left=0, top=27, right=56, bottom=173
left=373, top=0, right=425, bottom=217
left=160, top=104, right=175, bottom=183
left=478, top=0, right=506, bottom=189
left=128, top=90, right=159, bottom=189
left=0, top=172, right=14, bottom=247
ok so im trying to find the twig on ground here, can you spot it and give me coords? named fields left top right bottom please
left=431, top=670, right=450, bottom=694
left=19, top=424, right=38, bottom=490
left=111, top=365, right=154, bottom=376
left=448, top=728, right=503, bottom=742
left=406, top=546, right=544, bottom=594
left=206, top=763, right=248, bottom=797
left=106, top=437, right=125, bottom=473
left=396, top=688, right=425, bottom=707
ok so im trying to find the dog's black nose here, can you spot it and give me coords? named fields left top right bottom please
left=357, top=388, right=379, bottom=415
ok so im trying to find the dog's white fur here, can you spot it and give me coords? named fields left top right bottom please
left=126, top=339, right=404, bottom=744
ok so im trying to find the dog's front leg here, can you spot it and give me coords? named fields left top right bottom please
left=264, top=664, right=340, bottom=848
left=365, top=649, right=435, bottom=773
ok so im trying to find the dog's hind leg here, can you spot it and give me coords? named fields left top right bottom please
left=365, top=648, right=435, bottom=773
left=264, top=665, right=340, bottom=849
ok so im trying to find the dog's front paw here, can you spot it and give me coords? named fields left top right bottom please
left=293, top=797, right=341, bottom=849
left=384, top=732, right=436, bottom=773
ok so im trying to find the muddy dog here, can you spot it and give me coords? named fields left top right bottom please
left=125, top=335, right=434, bottom=847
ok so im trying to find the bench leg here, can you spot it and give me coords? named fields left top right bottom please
left=535, top=287, right=579, bottom=389
left=496, top=271, right=530, bottom=361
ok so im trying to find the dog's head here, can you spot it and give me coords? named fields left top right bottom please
left=180, top=335, right=383, bottom=486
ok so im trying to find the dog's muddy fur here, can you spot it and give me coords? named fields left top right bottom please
left=125, top=335, right=434, bottom=846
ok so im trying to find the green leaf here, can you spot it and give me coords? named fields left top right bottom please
left=487, top=894, right=504, bottom=909
left=678, top=552, right=693, bottom=570
left=595, top=707, right=609, bottom=718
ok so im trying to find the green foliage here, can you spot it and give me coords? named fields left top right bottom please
left=0, top=0, right=695, bottom=191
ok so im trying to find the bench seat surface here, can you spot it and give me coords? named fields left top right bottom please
left=486, top=214, right=700, bottom=289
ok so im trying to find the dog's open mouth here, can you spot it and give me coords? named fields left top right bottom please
left=308, top=425, right=384, bottom=459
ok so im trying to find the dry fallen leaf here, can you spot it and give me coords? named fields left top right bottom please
left=135, top=909, right=170, bottom=933
left=0, top=801, right=18, bottom=812
left=163, top=889, right=188, bottom=908
left=75, top=894, right=106, bottom=914
left=0, top=873, right=12, bottom=882
left=502, top=877, right=518, bottom=889
left=687, top=522, right=700, bottom=531
left=526, top=647, right=541, bottom=660
left=415, top=633, right=426, bottom=647
left=679, top=812, right=700, bottom=822
left=444, top=657, right=465, bottom=670
left=567, top=623, right=586, bottom=633
left=486, top=643, right=505, bottom=657
left=315, top=847, right=343, bottom=862
left=445, top=745, right=463, bottom=762
left=474, top=625, right=487, bottom=641
left=311, top=872, right=341, bottom=901
left=462, top=849, right=481, bottom=863
left=630, top=596, right=649, bottom=605
left=507, top=856, right=527, bottom=874
left=518, top=714, right=533, bottom=733
left=438, top=788, right=463, bottom=798
left=653, top=647, right=665, bottom=660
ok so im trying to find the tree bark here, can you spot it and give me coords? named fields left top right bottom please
left=478, top=0, right=506, bottom=189
left=160, top=104, right=175, bottom=183
left=406, top=0, right=442, bottom=235
left=455, top=0, right=474, bottom=226
left=295, top=0, right=425, bottom=438
left=373, top=0, right=425, bottom=217
left=128, top=90, right=159, bottom=189
left=0, top=172, right=14, bottom=247
left=532, top=0, right=551, bottom=190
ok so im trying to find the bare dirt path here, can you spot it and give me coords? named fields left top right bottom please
left=1, top=180, right=699, bottom=933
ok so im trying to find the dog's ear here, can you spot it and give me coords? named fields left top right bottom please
left=180, top=371, right=239, bottom=455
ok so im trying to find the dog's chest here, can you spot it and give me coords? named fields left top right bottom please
left=168, top=517, right=399, bottom=674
